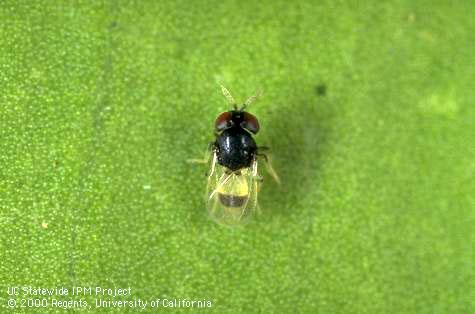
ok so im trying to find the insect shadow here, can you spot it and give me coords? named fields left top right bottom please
left=258, top=86, right=335, bottom=219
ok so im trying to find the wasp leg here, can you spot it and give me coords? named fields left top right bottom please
left=187, top=142, right=215, bottom=164
left=257, top=146, right=270, bottom=152
left=257, top=153, right=281, bottom=185
left=187, top=157, right=208, bottom=164
left=188, top=143, right=217, bottom=177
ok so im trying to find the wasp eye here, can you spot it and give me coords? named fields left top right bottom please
left=215, top=111, right=233, bottom=131
left=240, top=112, right=260, bottom=134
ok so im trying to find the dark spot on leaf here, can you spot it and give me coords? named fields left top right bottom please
left=315, top=84, right=327, bottom=97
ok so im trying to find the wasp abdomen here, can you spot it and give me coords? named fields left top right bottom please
left=218, top=193, right=248, bottom=207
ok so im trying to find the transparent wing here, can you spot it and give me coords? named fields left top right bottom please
left=206, top=159, right=259, bottom=226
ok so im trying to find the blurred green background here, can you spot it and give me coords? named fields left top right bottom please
left=1, top=0, right=474, bottom=313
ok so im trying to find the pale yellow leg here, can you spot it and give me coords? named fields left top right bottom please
left=186, top=150, right=210, bottom=164
left=259, top=154, right=281, bottom=185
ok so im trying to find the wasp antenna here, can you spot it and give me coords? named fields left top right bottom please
left=220, top=84, right=237, bottom=108
left=241, top=89, right=263, bottom=111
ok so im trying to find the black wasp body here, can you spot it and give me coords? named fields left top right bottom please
left=214, top=110, right=258, bottom=171
left=190, top=86, right=280, bottom=226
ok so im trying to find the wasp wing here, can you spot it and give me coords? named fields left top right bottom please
left=206, top=157, right=259, bottom=226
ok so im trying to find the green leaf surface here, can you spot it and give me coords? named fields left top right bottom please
left=1, top=1, right=474, bottom=313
